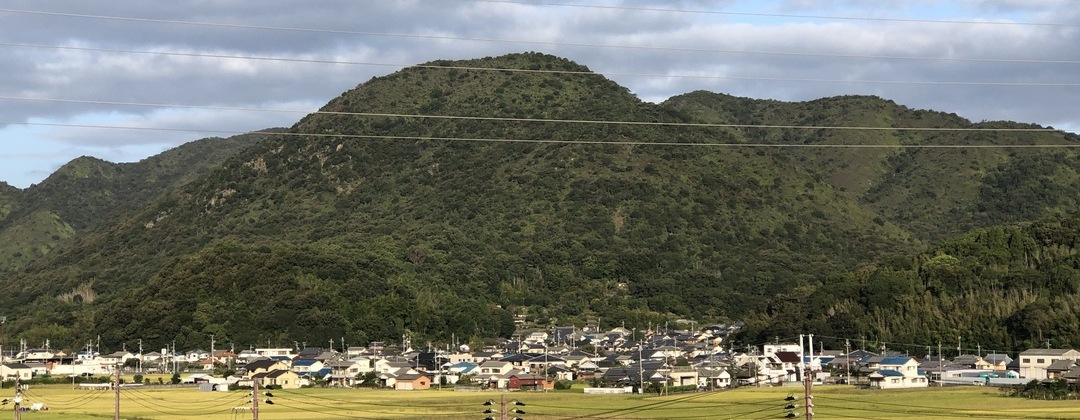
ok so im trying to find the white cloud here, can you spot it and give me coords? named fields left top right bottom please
left=0, top=0, right=1077, bottom=187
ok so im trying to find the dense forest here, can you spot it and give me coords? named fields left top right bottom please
left=1, top=53, right=1079, bottom=353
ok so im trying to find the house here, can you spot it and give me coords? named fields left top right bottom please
left=373, top=358, right=414, bottom=374
left=99, top=351, right=135, bottom=366
left=254, top=348, right=294, bottom=358
left=448, top=361, right=478, bottom=376
left=0, top=363, right=33, bottom=380
left=952, top=355, right=993, bottom=370
left=242, top=359, right=290, bottom=377
left=1047, top=360, right=1078, bottom=380
left=868, top=357, right=928, bottom=389
left=394, top=373, right=431, bottom=390
left=324, top=360, right=357, bottom=386
left=253, top=369, right=301, bottom=389
left=1019, top=349, right=1080, bottom=380
left=763, top=344, right=801, bottom=357
left=527, top=355, right=566, bottom=373
left=668, top=366, right=700, bottom=387
left=1062, top=365, right=1080, bottom=383
left=524, top=331, right=549, bottom=345
left=186, top=350, right=210, bottom=363
left=196, top=358, right=216, bottom=371
left=769, top=352, right=802, bottom=383
left=291, top=359, right=325, bottom=374
left=983, top=354, right=1014, bottom=371
left=508, top=372, right=552, bottom=390
left=212, top=351, right=237, bottom=366
left=697, top=368, right=732, bottom=389
left=479, top=360, right=513, bottom=376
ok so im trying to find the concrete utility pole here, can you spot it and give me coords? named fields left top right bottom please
left=210, top=335, right=216, bottom=370
left=13, top=376, right=21, bottom=420
left=938, top=342, right=943, bottom=388
left=252, top=378, right=260, bottom=420
left=114, top=365, right=121, bottom=420
left=0, top=316, right=6, bottom=364
left=138, top=339, right=143, bottom=374
left=804, top=334, right=814, bottom=420
left=845, top=340, right=851, bottom=385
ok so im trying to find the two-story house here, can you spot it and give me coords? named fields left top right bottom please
left=869, top=356, right=928, bottom=389
left=1019, top=349, right=1080, bottom=380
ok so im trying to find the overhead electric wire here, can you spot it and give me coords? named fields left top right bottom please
left=122, top=389, right=251, bottom=416
left=2, top=8, right=1079, bottom=64
left=813, top=394, right=1066, bottom=420
left=270, top=393, right=385, bottom=419
left=120, top=392, right=220, bottom=417
left=124, top=387, right=249, bottom=407
left=566, top=371, right=797, bottom=419
left=276, top=388, right=478, bottom=408
left=1, top=96, right=1071, bottom=134
left=813, top=334, right=1012, bottom=356
left=462, top=0, right=1080, bottom=27
left=4, top=42, right=1080, bottom=87
left=6, top=120, right=1079, bottom=148
left=19, top=388, right=108, bottom=409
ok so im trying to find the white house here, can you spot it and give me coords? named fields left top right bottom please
left=1018, top=349, right=1080, bottom=380
left=0, top=363, right=33, bottom=380
left=869, top=357, right=928, bottom=389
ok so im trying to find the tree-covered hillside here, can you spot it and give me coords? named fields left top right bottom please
left=1, top=53, right=1078, bottom=352
left=0, top=133, right=262, bottom=273
left=664, top=91, right=1080, bottom=241
left=747, top=216, right=1080, bottom=351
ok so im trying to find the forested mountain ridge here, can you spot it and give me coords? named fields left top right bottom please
left=664, top=91, right=1080, bottom=241
left=751, top=216, right=1080, bottom=351
left=1, top=52, right=1078, bottom=352
left=0, top=134, right=260, bottom=273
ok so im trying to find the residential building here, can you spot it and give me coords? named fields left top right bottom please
left=868, top=357, right=928, bottom=389
left=1018, top=349, right=1080, bottom=380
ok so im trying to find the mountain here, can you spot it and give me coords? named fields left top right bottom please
left=2, top=52, right=1078, bottom=351
left=664, top=92, right=1080, bottom=241
left=0, top=133, right=262, bottom=272
left=748, top=215, right=1080, bottom=351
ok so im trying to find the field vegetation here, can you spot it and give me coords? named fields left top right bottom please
left=8, top=383, right=1080, bottom=419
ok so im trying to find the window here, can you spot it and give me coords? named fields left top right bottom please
left=1037, top=359, right=1045, bottom=364
left=1022, top=358, right=1030, bottom=363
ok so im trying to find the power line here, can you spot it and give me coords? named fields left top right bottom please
left=460, top=0, right=1080, bottom=28
left=0, top=99, right=1068, bottom=133
left=5, top=121, right=1078, bottom=150
left=5, top=42, right=1080, bottom=87
left=2, top=8, right=1078, bottom=64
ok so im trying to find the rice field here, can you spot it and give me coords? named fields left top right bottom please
left=7, top=383, right=1080, bottom=419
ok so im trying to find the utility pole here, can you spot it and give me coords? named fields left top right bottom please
left=804, top=334, right=814, bottom=420
left=845, top=340, right=851, bottom=385
left=114, top=364, right=121, bottom=420
left=210, top=335, right=216, bottom=370
left=13, top=376, right=21, bottom=420
left=638, top=343, right=644, bottom=394
left=500, top=393, right=507, bottom=420
left=138, top=339, right=143, bottom=374
left=0, top=316, right=6, bottom=364
left=252, top=377, right=260, bottom=420
left=938, top=342, right=943, bottom=388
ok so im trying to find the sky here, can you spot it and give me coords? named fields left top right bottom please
left=1, top=0, right=1078, bottom=188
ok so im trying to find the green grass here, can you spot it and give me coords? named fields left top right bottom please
left=10, top=384, right=1080, bottom=419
